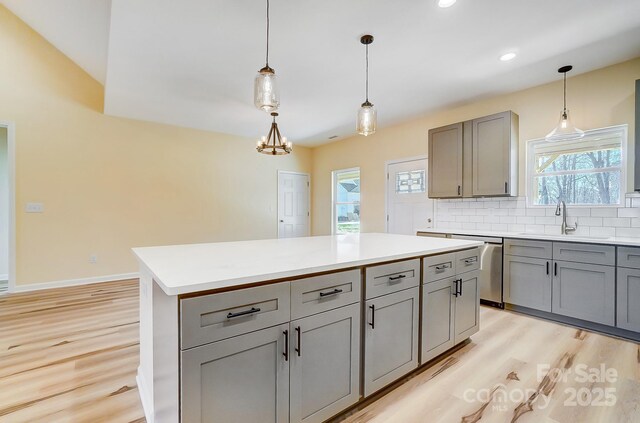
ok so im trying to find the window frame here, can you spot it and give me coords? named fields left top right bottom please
left=332, top=167, right=361, bottom=234
left=526, top=124, right=628, bottom=208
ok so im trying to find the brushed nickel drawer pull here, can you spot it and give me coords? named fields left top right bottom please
left=389, top=274, right=406, bottom=281
left=435, top=264, right=450, bottom=271
left=226, top=307, right=261, bottom=319
left=464, top=257, right=477, bottom=264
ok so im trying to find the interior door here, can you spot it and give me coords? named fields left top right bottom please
left=387, top=159, right=434, bottom=235
left=278, top=172, right=310, bottom=238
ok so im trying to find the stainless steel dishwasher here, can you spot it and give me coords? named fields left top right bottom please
left=451, top=234, right=503, bottom=308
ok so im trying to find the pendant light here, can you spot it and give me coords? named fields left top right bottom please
left=254, top=0, right=280, bottom=112
left=357, top=35, right=377, bottom=136
left=545, top=65, right=584, bottom=142
left=256, top=112, right=292, bottom=155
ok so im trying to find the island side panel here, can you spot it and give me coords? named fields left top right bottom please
left=138, top=266, right=180, bottom=423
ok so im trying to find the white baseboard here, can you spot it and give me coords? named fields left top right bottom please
left=137, top=368, right=154, bottom=423
left=11, top=272, right=139, bottom=293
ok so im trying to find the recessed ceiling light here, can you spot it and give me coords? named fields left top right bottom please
left=438, top=0, right=457, bottom=8
left=500, top=52, right=517, bottom=62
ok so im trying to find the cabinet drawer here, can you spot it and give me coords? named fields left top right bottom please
left=423, top=253, right=456, bottom=283
left=365, top=259, right=420, bottom=299
left=618, top=247, right=640, bottom=269
left=504, top=239, right=552, bottom=259
left=290, top=269, right=361, bottom=320
left=456, top=248, right=481, bottom=274
left=553, top=242, right=615, bottom=266
left=180, top=282, right=290, bottom=350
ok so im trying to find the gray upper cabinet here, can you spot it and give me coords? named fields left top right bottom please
left=289, top=303, right=361, bottom=423
left=428, top=123, right=463, bottom=198
left=503, top=254, right=552, bottom=312
left=472, top=111, right=518, bottom=196
left=364, top=287, right=419, bottom=397
left=552, top=260, right=615, bottom=326
left=181, top=323, right=290, bottom=423
left=617, top=267, right=640, bottom=332
left=428, top=111, right=518, bottom=199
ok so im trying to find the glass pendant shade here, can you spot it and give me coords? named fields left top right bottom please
left=254, top=67, right=279, bottom=112
left=545, top=109, right=584, bottom=142
left=357, top=101, right=377, bottom=136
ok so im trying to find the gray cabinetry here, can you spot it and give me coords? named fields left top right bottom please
left=552, top=260, right=615, bottom=326
left=421, top=277, right=455, bottom=363
left=503, top=254, right=552, bottom=312
left=289, top=303, right=361, bottom=423
left=428, top=123, right=463, bottom=198
left=454, top=270, right=480, bottom=344
left=364, top=286, right=419, bottom=396
left=428, top=111, right=518, bottom=199
left=181, top=324, right=290, bottom=423
left=472, top=111, right=518, bottom=196
left=617, top=267, right=640, bottom=332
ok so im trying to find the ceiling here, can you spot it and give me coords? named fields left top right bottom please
left=3, top=0, right=640, bottom=146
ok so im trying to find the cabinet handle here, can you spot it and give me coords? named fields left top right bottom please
left=226, top=307, right=261, bottom=319
left=295, top=326, right=301, bottom=357
left=505, top=182, right=508, bottom=194
left=463, top=257, right=477, bottom=264
left=319, top=288, right=343, bottom=297
left=546, top=261, right=549, bottom=275
left=458, top=278, right=463, bottom=296
left=458, top=185, right=461, bottom=196
left=369, top=305, right=375, bottom=329
left=283, top=330, right=289, bottom=361
left=452, top=279, right=459, bottom=297
left=435, top=264, right=450, bottom=271
left=389, top=274, right=406, bottom=282
left=554, top=262, right=558, bottom=276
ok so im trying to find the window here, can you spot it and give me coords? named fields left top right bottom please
left=527, top=125, right=627, bottom=206
left=332, top=168, right=360, bottom=234
left=396, top=170, right=426, bottom=194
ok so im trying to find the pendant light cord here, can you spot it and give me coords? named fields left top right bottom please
left=563, top=71, right=567, bottom=112
left=265, top=0, right=270, bottom=67
left=365, top=43, right=369, bottom=102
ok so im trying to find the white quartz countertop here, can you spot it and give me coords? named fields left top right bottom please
left=133, top=233, right=482, bottom=296
left=416, top=227, right=640, bottom=246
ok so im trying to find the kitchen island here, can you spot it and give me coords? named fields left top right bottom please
left=133, top=233, right=483, bottom=423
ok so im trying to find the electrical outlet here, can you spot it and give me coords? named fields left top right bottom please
left=89, top=254, right=98, bottom=264
left=26, top=203, right=44, bottom=213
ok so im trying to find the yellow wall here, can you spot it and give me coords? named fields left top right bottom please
left=311, top=58, right=640, bottom=235
left=0, top=6, right=311, bottom=286
left=0, top=127, right=7, bottom=277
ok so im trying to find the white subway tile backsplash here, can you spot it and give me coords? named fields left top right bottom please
left=461, top=222, right=477, bottom=229
left=469, top=216, right=484, bottom=223
left=590, top=208, right=618, bottom=217
left=500, top=201, right=517, bottom=209
left=602, top=217, right=631, bottom=228
left=535, top=216, right=556, bottom=225
left=577, top=217, right=603, bottom=227
left=525, top=208, right=546, bottom=217
left=507, top=224, right=525, bottom=232
left=455, top=215, right=470, bottom=223
left=516, top=216, right=536, bottom=225
left=617, top=227, right=640, bottom=237
left=491, top=224, right=508, bottom=231
left=589, top=227, right=616, bottom=237
left=508, top=208, right=526, bottom=216
left=500, top=216, right=517, bottom=224
left=618, top=208, right=640, bottom=218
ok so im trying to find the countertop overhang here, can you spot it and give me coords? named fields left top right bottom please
left=133, top=233, right=483, bottom=296
left=416, top=227, right=640, bottom=246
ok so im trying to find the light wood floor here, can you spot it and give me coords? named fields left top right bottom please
left=1, top=280, right=638, bottom=423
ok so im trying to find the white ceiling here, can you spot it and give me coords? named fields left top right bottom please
left=3, top=0, right=640, bottom=146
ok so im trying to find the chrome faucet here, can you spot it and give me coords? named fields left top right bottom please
left=555, top=199, right=577, bottom=235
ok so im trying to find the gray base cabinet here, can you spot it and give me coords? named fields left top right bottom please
left=421, top=278, right=455, bottom=363
left=552, top=261, right=615, bottom=326
left=364, top=287, right=419, bottom=397
left=181, top=323, right=290, bottom=423
left=289, top=303, right=361, bottom=423
left=503, top=255, right=552, bottom=312
left=618, top=265, right=640, bottom=332
left=454, top=271, right=480, bottom=344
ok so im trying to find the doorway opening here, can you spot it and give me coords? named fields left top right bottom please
left=277, top=171, right=310, bottom=238
left=386, top=157, right=434, bottom=235
left=0, top=122, right=15, bottom=294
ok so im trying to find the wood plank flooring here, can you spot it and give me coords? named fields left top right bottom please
left=0, top=280, right=638, bottom=422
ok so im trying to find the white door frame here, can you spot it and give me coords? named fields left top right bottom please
left=384, top=155, right=431, bottom=233
left=0, top=121, right=16, bottom=292
left=277, top=170, right=310, bottom=238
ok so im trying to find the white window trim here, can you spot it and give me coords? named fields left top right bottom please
left=526, top=124, right=628, bottom=208
left=331, top=167, right=360, bottom=235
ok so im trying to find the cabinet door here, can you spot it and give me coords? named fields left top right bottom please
left=472, top=111, right=514, bottom=196
left=289, top=304, right=361, bottom=423
left=181, top=324, right=290, bottom=423
left=421, top=278, right=455, bottom=364
left=503, top=255, right=552, bottom=312
left=364, top=287, right=419, bottom=397
left=552, top=261, right=615, bottom=326
left=617, top=267, right=640, bottom=332
left=428, top=123, right=463, bottom=198
left=454, top=270, right=480, bottom=344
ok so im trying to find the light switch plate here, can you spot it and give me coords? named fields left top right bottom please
left=26, top=202, right=44, bottom=213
